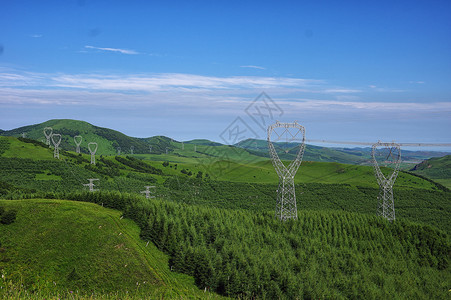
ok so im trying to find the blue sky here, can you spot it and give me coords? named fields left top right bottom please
left=1, top=0, right=450, bottom=148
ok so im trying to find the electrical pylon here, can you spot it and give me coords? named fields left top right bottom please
left=43, top=127, right=53, bottom=148
left=83, top=178, right=99, bottom=192
left=130, top=146, right=134, bottom=155
left=88, top=142, right=98, bottom=165
left=74, top=135, right=82, bottom=153
left=372, top=141, right=401, bottom=222
left=51, top=134, right=62, bottom=159
left=268, top=121, right=306, bottom=221
left=141, top=186, right=156, bottom=199
left=117, top=147, right=121, bottom=155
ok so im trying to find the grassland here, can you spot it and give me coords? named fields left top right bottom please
left=410, top=155, right=451, bottom=189
left=0, top=199, right=223, bottom=299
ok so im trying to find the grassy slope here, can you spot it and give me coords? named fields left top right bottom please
left=410, top=155, right=451, bottom=189
left=0, top=199, right=223, bottom=299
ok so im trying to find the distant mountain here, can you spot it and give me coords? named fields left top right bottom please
left=2, top=120, right=449, bottom=165
left=236, top=138, right=451, bottom=166
left=0, top=119, right=174, bottom=155
left=184, top=139, right=223, bottom=146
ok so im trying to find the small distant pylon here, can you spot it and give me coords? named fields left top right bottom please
left=194, top=145, right=197, bottom=152
left=141, top=186, right=156, bottom=199
left=130, top=146, right=134, bottom=155
left=83, top=178, right=99, bottom=192
left=182, top=142, right=184, bottom=150
left=149, top=146, right=152, bottom=153
left=22, top=133, right=26, bottom=138
left=43, top=127, right=53, bottom=148
left=88, top=142, right=98, bottom=165
left=74, top=135, right=82, bottom=153
left=117, top=146, right=121, bottom=155
left=166, top=147, right=169, bottom=154
left=51, top=134, right=62, bottom=159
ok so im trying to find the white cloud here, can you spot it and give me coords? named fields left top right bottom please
left=30, top=34, right=43, bottom=38
left=322, top=89, right=361, bottom=94
left=1, top=69, right=448, bottom=119
left=240, top=65, right=266, bottom=70
left=85, top=45, right=139, bottom=55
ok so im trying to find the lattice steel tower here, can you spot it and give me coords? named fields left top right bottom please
left=141, top=186, right=156, bottom=199
left=83, top=178, right=99, bottom=192
left=44, top=127, right=53, bottom=148
left=268, top=121, right=306, bottom=221
left=74, top=135, right=82, bottom=153
left=88, top=142, right=98, bottom=165
left=372, top=141, right=401, bottom=222
left=51, top=134, right=62, bottom=159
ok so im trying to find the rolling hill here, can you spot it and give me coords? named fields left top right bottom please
left=0, top=119, right=174, bottom=155
left=410, top=155, right=451, bottom=189
left=0, top=199, right=223, bottom=298
left=3, top=119, right=449, bottom=166
left=1, top=135, right=449, bottom=233
left=1, top=120, right=450, bottom=298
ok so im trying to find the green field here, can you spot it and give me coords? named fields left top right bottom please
left=0, top=199, right=223, bottom=299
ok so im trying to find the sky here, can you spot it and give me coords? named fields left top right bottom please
left=1, top=0, right=450, bottom=149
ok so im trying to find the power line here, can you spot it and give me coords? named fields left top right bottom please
left=305, top=139, right=451, bottom=147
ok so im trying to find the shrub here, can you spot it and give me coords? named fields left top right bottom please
left=0, top=209, right=17, bottom=225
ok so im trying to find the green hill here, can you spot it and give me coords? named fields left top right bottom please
left=1, top=136, right=449, bottom=233
left=236, top=138, right=451, bottom=167
left=410, top=155, right=451, bottom=189
left=0, top=198, right=223, bottom=299
left=23, top=191, right=448, bottom=299
left=2, top=120, right=449, bottom=169
left=0, top=119, right=175, bottom=155
left=0, top=133, right=450, bottom=298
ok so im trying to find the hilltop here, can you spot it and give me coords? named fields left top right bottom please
left=0, top=119, right=173, bottom=155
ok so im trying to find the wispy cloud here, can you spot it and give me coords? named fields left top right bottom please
left=43, top=73, right=322, bottom=92
left=240, top=65, right=266, bottom=70
left=1, top=69, right=447, bottom=117
left=85, top=45, right=139, bottom=55
left=30, top=34, right=43, bottom=38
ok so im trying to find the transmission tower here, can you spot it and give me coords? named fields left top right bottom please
left=140, top=186, right=156, bottom=199
left=83, top=178, right=99, bottom=192
left=51, top=134, right=62, bottom=159
left=372, top=141, right=401, bottom=222
left=130, top=146, right=134, bottom=155
left=22, top=132, right=26, bottom=138
left=194, top=145, right=197, bottom=152
left=74, top=135, right=82, bottom=153
left=117, top=146, right=121, bottom=155
left=149, top=146, right=152, bottom=153
left=43, top=127, right=53, bottom=148
left=166, top=147, right=169, bottom=154
left=88, top=142, right=98, bottom=165
left=268, top=121, right=306, bottom=221
left=182, top=142, right=184, bottom=150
